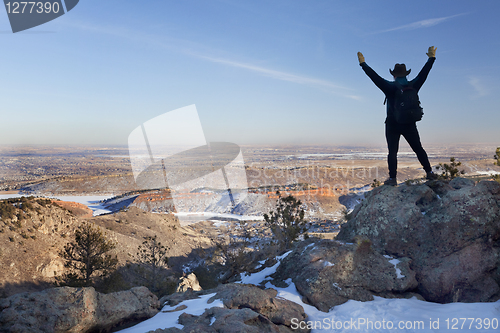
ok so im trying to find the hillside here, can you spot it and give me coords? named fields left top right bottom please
left=0, top=197, right=213, bottom=297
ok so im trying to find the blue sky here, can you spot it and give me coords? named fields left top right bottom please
left=0, top=0, right=499, bottom=146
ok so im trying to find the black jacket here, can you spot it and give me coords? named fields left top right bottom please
left=360, top=57, right=435, bottom=125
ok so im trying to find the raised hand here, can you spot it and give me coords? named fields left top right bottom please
left=426, top=46, right=437, bottom=58
left=357, top=52, right=365, bottom=64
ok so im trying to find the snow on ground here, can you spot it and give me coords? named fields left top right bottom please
left=265, top=280, right=500, bottom=333
left=236, top=250, right=292, bottom=286
left=174, top=211, right=264, bottom=222
left=117, top=293, right=224, bottom=332
left=474, top=170, right=500, bottom=176
left=117, top=245, right=500, bottom=332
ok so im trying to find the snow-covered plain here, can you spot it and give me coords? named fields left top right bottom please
left=118, top=248, right=500, bottom=333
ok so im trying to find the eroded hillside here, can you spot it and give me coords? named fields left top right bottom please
left=0, top=198, right=212, bottom=297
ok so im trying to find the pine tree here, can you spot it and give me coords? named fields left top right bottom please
left=436, top=157, right=465, bottom=180
left=60, top=223, right=118, bottom=287
left=264, top=191, right=308, bottom=250
left=134, top=235, right=170, bottom=294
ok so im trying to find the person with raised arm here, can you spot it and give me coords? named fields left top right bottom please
left=357, top=46, right=438, bottom=186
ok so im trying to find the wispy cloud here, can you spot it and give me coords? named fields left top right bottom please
left=62, top=20, right=359, bottom=99
left=196, top=55, right=354, bottom=93
left=371, top=13, right=467, bottom=34
left=194, top=56, right=360, bottom=99
left=468, top=76, right=490, bottom=98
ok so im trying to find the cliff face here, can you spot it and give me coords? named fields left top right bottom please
left=129, top=190, right=176, bottom=213
left=336, top=178, right=500, bottom=303
left=126, top=188, right=344, bottom=219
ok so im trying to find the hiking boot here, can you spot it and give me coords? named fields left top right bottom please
left=384, top=178, right=397, bottom=186
left=426, top=172, right=438, bottom=180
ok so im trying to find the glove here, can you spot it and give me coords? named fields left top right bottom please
left=357, top=52, right=365, bottom=64
left=426, top=46, right=436, bottom=58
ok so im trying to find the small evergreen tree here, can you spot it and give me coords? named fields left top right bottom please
left=436, top=157, right=465, bottom=180
left=264, top=191, right=308, bottom=250
left=134, top=235, right=170, bottom=295
left=60, top=223, right=118, bottom=287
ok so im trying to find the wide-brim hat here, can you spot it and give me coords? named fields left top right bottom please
left=390, top=63, right=411, bottom=77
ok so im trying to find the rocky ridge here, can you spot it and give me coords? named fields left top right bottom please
left=270, top=238, right=419, bottom=312
left=337, top=178, right=500, bottom=303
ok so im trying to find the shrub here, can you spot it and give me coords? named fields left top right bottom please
left=436, top=157, right=465, bottom=180
left=0, top=201, right=16, bottom=220
left=263, top=191, right=308, bottom=250
left=192, top=265, right=219, bottom=290
left=494, top=147, right=500, bottom=166
left=94, top=270, right=131, bottom=294
left=37, top=198, right=52, bottom=207
left=210, top=232, right=255, bottom=283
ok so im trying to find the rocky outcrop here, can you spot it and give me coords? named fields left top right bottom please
left=176, top=273, right=202, bottom=293
left=159, top=283, right=309, bottom=333
left=0, top=286, right=159, bottom=333
left=130, top=190, right=176, bottom=214
left=336, top=178, right=500, bottom=303
left=38, top=254, right=65, bottom=278
left=270, top=239, right=418, bottom=312
left=116, top=188, right=341, bottom=219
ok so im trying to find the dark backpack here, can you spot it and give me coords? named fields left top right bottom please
left=392, top=82, right=423, bottom=124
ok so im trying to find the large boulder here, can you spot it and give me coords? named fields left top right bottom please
left=270, top=239, right=418, bottom=312
left=159, top=283, right=309, bottom=333
left=336, top=178, right=500, bottom=303
left=0, top=286, right=159, bottom=332
left=176, top=273, right=202, bottom=293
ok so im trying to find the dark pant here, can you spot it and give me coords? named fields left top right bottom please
left=385, top=122, right=432, bottom=178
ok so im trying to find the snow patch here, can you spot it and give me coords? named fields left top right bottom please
left=323, top=261, right=335, bottom=267
left=254, top=259, right=267, bottom=270
left=117, top=293, right=223, bottom=332
left=301, top=243, right=315, bottom=255
left=475, top=170, right=500, bottom=176
left=236, top=250, right=292, bottom=285
left=384, top=255, right=405, bottom=279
